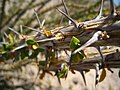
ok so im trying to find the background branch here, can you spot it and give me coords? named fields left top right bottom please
left=0, top=51, right=120, bottom=71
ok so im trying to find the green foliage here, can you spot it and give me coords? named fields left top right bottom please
left=26, top=38, right=39, bottom=50
left=70, top=36, right=86, bottom=63
left=0, top=37, right=44, bottom=61
left=55, top=63, right=69, bottom=78
left=1, top=34, right=15, bottom=55
left=70, top=36, right=80, bottom=50
left=26, top=39, right=36, bottom=45
left=6, top=34, right=15, bottom=49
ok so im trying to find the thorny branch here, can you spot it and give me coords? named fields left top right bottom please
left=0, top=0, right=120, bottom=86
left=0, top=51, right=120, bottom=71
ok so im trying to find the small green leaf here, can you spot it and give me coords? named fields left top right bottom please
left=1, top=50, right=7, bottom=54
left=70, top=37, right=86, bottom=63
left=6, top=43, right=15, bottom=49
left=3, top=34, right=15, bottom=50
left=26, top=39, right=39, bottom=49
left=56, top=63, right=69, bottom=78
left=99, top=68, right=106, bottom=82
left=8, top=34, right=15, bottom=43
left=2, top=42, right=14, bottom=51
left=26, top=39, right=36, bottom=45
left=70, top=36, right=80, bottom=50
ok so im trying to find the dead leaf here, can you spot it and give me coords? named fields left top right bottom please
left=99, top=68, right=106, bottom=82
left=39, top=72, right=45, bottom=79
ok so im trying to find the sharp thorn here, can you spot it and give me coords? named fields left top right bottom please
left=41, top=19, right=45, bottom=27
left=95, top=46, right=104, bottom=60
left=110, top=0, right=116, bottom=15
left=64, top=49, right=69, bottom=56
left=23, top=25, right=43, bottom=34
left=4, top=32, right=8, bottom=38
left=20, top=25, right=23, bottom=34
left=57, top=8, right=77, bottom=28
left=37, top=37, right=56, bottom=43
left=95, top=0, right=104, bottom=19
left=95, top=46, right=105, bottom=67
left=57, top=77, right=61, bottom=85
left=79, top=70, right=87, bottom=86
left=34, top=9, right=42, bottom=27
left=62, top=0, right=72, bottom=25
left=14, top=35, right=17, bottom=40
left=107, top=67, right=114, bottom=73
left=62, top=0, right=69, bottom=15
left=59, top=0, right=69, bottom=25
left=2, top=36, right=6, bottom=42
left=68, top=51, right=73, bottom=67
left=8, top=27, right=20, bottom=35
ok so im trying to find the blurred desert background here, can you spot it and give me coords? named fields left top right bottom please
left=0, top=0, right=120, bottom=90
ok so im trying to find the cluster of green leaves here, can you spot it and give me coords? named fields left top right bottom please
left=0, top=34, right=44, bottom=61
left=1, top=34, right=15, bottom=54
